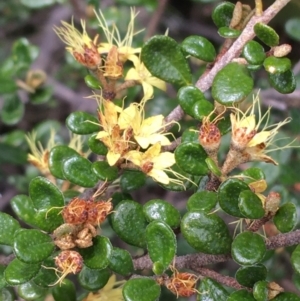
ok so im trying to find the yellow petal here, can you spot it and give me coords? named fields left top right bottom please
left=145, top=76, right=166, bottom=91
left=142, top=82, right=154, bottom=100
left=118, top=104, right=139, bottom=129
left=125, top=67, right=140, bottom=81
left=135, top=134, right=170, bottom=149
left=107, top=151, right=121, bottom=166
left=148, top=169, right=170, bottom=184
left=96, top=131, right=109, bottom=139
left=140, top=115, right=165, bottom=135
left=152, top=152, right=175, bottom=169
left=124, top=150, right=143, bottom=166
left=238, top=115, right=256, bottom=130
left=144, top=143, right=162, bottom=160
left=247, top=131, right=271, bottom=147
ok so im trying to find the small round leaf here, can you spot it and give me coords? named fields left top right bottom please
left=52, top=278, right=76, bottom=301
left=84, top=74, right=100, bottom=89
left=218, top=27, right=241, bottom=38
left=291, top=245, right=300, bottom=274
left=236, top=264, right=267, bottom=287
left=253, top=280, right=268, bottom=301
left=175, top=142, right=208, bottom=176
left=108, top=247, right=134, bottom=276
left=231, top=232, right=266, bottom=265
left=269, top=70, right=296, bottom=94
left=212, top=2, right=235, bottom=28
left=181, top=211, right=232, bottom=254
left=78, top=266, right=110, bottom=291
left=17, top=281, right=47, bottom=300
left=66, top=111, right=100, bottom=135
left=32, top=256, right=57, bottom=287
left=120, top=170, right=146, bottom=192
left=264, top=56, right=292, bottom=74
left=254, top=23, right=279, bottom=47
left=238, top=190, right=265, bottom=219
left=274, top=202, right=297, bottom=233
left=92, top=161, right=119, bottom=182
left=285, top=18, right=300, bottom=41
left=88, top=133, right=108, bottom=155
left=227, top=289, right=256, bottom=301
left=123, top=278, right=161, bottom=301
left=242, top=41, right=266, bottom=65
left=272, top=293, right=300, bottom=301
left=197, top=277, right=229, bottom=301
left=212, top=62, right=254, bottom=105
left=187, top=191, right=218, bottom=212
left=0, top=213, right=20, bottom=246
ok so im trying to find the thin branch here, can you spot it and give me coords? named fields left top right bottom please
left=266, top=230, right=300, bottom=250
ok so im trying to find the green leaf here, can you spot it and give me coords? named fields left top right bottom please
left=0, top=95, right=24, bottom=126
left=66, top=111, right=100, bottom=135
left=92, top=161, right=119, bottom=182
left=143, top=199, right=181, bottom=228
left=212, top=62, right=254, bottom=105
left=175, top=142, right=208, bottom=176
left=120, top=170, right=146, bottom=192
left=227, top=289, right=256, bottom=301
left=52, top=278, right=76, bottom=301
left=32, top=256, right=57, bottom=287
left=181, top=211, right=232, bottom=254
left=108, top=248, right=134, bottom=276
left=235, top=264, right=267, bottom=287
left=12, top=38, right=37, bottom=67
left=218, top=27, right=241, bottom=38
left=84, top=74, right=101, bottom=89
left=79, top=236, right=112, bottom=269
left=63, top=156, right=99, bottom=187
left=240, top=167, right=265, bottom=182
left=177, top=86, right=213, bottom=119
left=48, top=145, right=81, bottom=180
left=123, top=278, right=161, bottom=301
left=269, top=70, right=296, bottom=94
left=111, top=200, right=148, bottom=248
left=264, top=56, right=291, bottom=74
left=285, top=18, right=300, bottom=41
left=291, top=244, right=300, bottom=274
left=187, top=191, right=218, bottom=212
left=17, top=281, right=47, bottom=300
left=146, top=221, right=176, bottom=274
left=0, top=265, right=6, bottom=290
left=141, top=35, right=192, bottom=87
left=4, top=259, right=40, bottom=285
left=231, top=232, right=266, bottom=265
left=218, top=178, right=250, bottom=217
left=34, top=207, right=64, bottom=233
left=254, top=23, right=279, bottom=47
left=181, top=35, right=216, bottom=62
left=205, top=158, right=222, bottom=177
left=253, top=280, right=268, bottom=301
left=14, top=229, right=54, bottom=263
left=0, top=213, right=20, bottom=246
left=242, top=41, right=266, bottom=65
left=88, top=133, right=108, bottom=155
left=273, top=202, right=297, bottom=233
left=30, top=87, right=53, bottom=105
left=78, top=266, right=110, bottom=291
left=0, top=288, right=15, bottom=301
left=0, top=142, right=27, bottom=165
left=181, top=127, right=199, bottom=144
left=197, top=277, right=229, bottom=301
left=273, top=293, right=300, bottom=301
left=212, top=2, right=235, bottom=28
left=29, top=176, right=64, bottom=210
left=238, top=190, right=265, bottom=219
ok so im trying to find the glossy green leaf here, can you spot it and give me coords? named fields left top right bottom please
left=205, top=158, right=222, bottom=177
left=227, top=289, right=256, bottom=301
left=32, top=256, right=57, bottom=287
left=187, top=191, right=218, bottom=212
left=34, top=207, right=64, bottom=233
left=247, top=64, right=262, bottom=71
left=253, top=280, right=268, bottom=301
left=181, top=127, right=199, bottom=144
left=143, top=199, right=181, bottom=228
left=84, top=74, right=101, bottom=89
left=264, top=56, right=291, bottom=74
left=52, top=279, right=76, bottom=301
left=92, top=161, right=119, bottom=182
left=236, top=264, right=267, bottom=287
left=30, top=87, right=53, bottom=105
left=218, top=27, right=241, bottom=38
left=254, top=23, right=279, bottom=47
left=274, top=202, right=297, bottom=233
left=238, top=190, right=265, bottom=219
left=181, top=35, right=216, bottom=62
left=291, top=244, right=300, bottom=274
left=12, top=38, right=37, bottom=67
left=66, top=111, right=100, bottom=135
left=232, top=232, right=266, bottom=265
left=4, top=259, right=40, bottom=285
left=212, top=2, right=235, bottom=28
left=146, top=221, right=176, bottom=274
left=240, top=167, right=265, bottom=182
left=273, top=293, right=300, bottom=301
left=242, top=41, right=266, bottom=65
left=0, top=95, right=24, bottom=126
left=123, top=278, right=161, bottom=301
left=79, top=236, right=112, bottom=269
left=175, top=142, right=208, bottom=176
left=181, top=211, right=232, bottom=254
left=29, top=176, right=64, bottom=210
left=17, top=281, right=47, bottom=300
left=177, top=86, right=212, bottom=119
left=285, top=18, right=300, bottom=41
left=269, top=70, right=296, bottom=94
left=48, top=145, right=81, bottom=180
left=197, top=277, right=229, bottom=301
left=108, top=247, right=134, bottom=276
left=218, top=178, right=250, bottom=217
left=217, top=115, right=232, bottom=135
left=111, top=200, right=148, bottom=248
left=88, top=133, right=108, bottom=155
left=120, top=170, right=146, bottom=192
left=141, top=35, right=192, bottom=87
left=14, top=229, right=54, bottom=263
left=0, top=265, right=6, bottom=290
left=63, top=156, right=99, bottom=187
left=0, top=213, right=20, bottom=246
left=212, top=62, right=254, bottom=105
left=78, top=266, right=110, bottom=291
left=0, top=288, right=14, bottom=301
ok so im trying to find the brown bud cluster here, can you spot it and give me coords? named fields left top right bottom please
left=73, top=42, right=101, bottom=70
left=55, top=250, right=83, bottom=275
left=166, top=271, right=198, bottom=297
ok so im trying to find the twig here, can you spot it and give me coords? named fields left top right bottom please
left=266, top=229, right=300, bottom=250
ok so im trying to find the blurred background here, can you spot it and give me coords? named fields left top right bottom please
left=1, top=0, right=300, bottom=299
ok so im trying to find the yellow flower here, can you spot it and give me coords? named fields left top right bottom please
left=83, top=275, right=124, bottom=301
left=54, top=19, right=101, bottom=69
left=95, top=8, right=142, bottom=63
left=118, top=100, right=173, bottom=149
left=125, top=54, right=166, bottom=99
left=124, top=143, right=177, bottom=185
